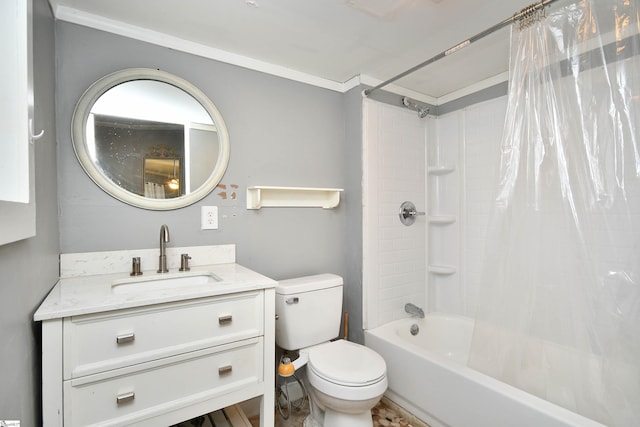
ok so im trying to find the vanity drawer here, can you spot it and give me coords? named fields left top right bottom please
left=63, top=291, right=263, bottom=379
left=64, top=337, right=263, bottom=427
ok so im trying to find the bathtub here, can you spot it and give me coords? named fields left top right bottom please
left=365, top=313, right=606, bottom=427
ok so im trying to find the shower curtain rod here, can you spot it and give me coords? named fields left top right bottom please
left=364, top=0, right=561, bottom=97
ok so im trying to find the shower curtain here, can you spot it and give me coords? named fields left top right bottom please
left=469, top=1, right=640, bottom=426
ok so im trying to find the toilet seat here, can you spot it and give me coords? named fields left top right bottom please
left=308, top=340, right=386, bottom=386
left=306, top=340, right=388, bottom=401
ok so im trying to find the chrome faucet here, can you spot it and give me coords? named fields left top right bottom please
left=405, top=302, right=425, bottom=318
left=157, top=224, right=170, bottom=273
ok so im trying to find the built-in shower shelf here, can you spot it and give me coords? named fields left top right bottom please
left=428, top=165, right=455, bottom=176
left=428, top=265, right=457, bottom=275
left=428, top=215, right=456, bottom=225
left=246, top=186, right=344, bottom=209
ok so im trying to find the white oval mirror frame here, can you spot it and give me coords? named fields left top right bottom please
left=71, top=68, right=230, bottom=210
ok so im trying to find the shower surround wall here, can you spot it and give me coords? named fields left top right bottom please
left=430, top=96, right=508, bottom=316
left=363, top=99, right=427, bottom=330
left=363, top=94, right=508, bottom=327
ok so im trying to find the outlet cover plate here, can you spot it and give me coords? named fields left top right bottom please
left=201, top=206, right=218, bottom=230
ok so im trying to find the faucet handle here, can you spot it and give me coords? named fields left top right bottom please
left=130, top=257, right=143, bottom=276
left=179, top=254, right=191, bottom=272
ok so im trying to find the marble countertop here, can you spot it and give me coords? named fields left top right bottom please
left=34, top=246, right=276, bottom=321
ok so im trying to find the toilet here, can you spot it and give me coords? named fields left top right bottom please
left=275, top=274, right=387, bottom=427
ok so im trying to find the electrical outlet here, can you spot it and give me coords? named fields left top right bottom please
left=201, top=206, right=218, bottom=230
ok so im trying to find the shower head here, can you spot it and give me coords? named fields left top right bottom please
left=402, top=96, right=429, bottom=118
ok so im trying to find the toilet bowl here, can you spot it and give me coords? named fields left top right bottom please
left=275, top=274, right=388, bottom=427
left=304, top=340, right=388, bottom=427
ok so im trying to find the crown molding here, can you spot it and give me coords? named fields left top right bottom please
left=53, top=5, right=347, bottom=93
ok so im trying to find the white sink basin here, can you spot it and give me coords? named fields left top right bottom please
left=112, top=272, right=223, bottom=293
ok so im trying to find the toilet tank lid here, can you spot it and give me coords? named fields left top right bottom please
left=276, top=274, right=343, bottom=295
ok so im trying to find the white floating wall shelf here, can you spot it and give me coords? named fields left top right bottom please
left=246, top=186, right=344, bottom=209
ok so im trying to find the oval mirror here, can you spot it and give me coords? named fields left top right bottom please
left=71, top=68, right=229, bottom=210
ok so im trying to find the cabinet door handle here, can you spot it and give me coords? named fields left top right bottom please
left=116, top=391, right=135, bottom=404
left=218, top=315, right=233, bottom=325
left=218, top=365, right=233, bottom=375
left=116, top=332, right=135, bottom=344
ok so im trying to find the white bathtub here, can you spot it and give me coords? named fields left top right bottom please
left=365, top=313, right=606, bottom=427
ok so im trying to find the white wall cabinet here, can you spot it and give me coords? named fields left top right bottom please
left=0, top=0, right=37, bottom=245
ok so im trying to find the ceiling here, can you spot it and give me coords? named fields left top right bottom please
left=48, top=0, right=546, bottom=102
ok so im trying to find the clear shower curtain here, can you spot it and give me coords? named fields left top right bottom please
left=468, top=1, right=640, bottom=426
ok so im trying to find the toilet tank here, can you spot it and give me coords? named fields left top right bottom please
left=275, top=274, right=343, bottom=351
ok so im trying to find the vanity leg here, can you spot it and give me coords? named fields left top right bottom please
left=42, top=319, right=63, bottom=427
left=261, top=289, right=275, bottom=427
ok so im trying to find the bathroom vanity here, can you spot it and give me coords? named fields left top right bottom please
left=34, top=245, right=276, bottom=427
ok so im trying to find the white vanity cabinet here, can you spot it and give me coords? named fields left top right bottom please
left=36, top=249, right=276, bottom=427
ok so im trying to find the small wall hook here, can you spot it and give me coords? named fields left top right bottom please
left=29, top=118, right=44, bottom=143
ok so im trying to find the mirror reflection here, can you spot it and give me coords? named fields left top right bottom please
left=88, top=80, right=218, bottom=199
left=72, top=69, right=229, bottom=210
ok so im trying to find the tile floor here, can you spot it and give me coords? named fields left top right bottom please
left=248, top=398, right=431, bottom=427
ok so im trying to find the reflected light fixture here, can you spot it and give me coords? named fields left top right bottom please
left=166, top=159, right=180, bottom=190
left=167, top=178, right=179, bottom=190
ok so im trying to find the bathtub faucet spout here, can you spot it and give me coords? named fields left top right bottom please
left=405, top=303, right=425, bottom=318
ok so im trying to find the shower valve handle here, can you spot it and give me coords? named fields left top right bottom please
left=399, top=201, right=424, bottom=226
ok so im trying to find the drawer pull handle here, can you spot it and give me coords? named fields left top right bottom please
left=218, top=315, right=233, bottom=325
left=218, top=365, right=233, bottom=375
left=116, top=333, right=135, bottom=344
left=116, top=391, right=135, bottom=404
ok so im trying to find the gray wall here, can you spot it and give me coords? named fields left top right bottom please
left=56, top=22, right=363, bottom=333
left=0, top=0, right=59, bottom=424
left=343, top=86, right=365, bottom=343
